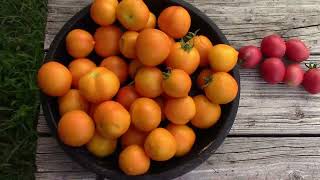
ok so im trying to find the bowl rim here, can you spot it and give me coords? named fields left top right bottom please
left=41, top=0, right=240, bottom=179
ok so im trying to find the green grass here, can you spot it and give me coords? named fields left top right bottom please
left=0, top=0, right=47, bottom=179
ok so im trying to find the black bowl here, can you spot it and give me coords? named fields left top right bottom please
left=41, top=0, right=240, bottom=179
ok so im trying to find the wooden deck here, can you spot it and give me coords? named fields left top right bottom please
left=37, top=0, right=320, bottom=179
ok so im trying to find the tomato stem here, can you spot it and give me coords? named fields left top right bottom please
left=202, top=75, right=213, bottom=89
left=305, top=62, right=319, bottom=69
left=179, top=38, right=193, bottom=52
left=89, top=71, right=99, bottom=78
left=128, top=80, right=135, bottom=86
left=179, top=29, right=200, bottom=52
left=162, top=68, right=172, bottom=80
left=183, top=29, right=200, bottom=42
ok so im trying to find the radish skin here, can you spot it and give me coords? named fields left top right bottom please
left=260, top=57, right=286, bottom=84
left=302, top=64, right=320, bottom=94
left=261, top=34, right=286, bottom=58
left=285, top=38, right=310, bottom=62
left=238, top=45, right=262, bottom=68
left=284, top=64, right=304, bottom=87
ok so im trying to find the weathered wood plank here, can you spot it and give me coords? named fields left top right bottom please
left=44, top=0, right=320, bottom=54
left=35, top=172, right=96, bottom=180
left=195, top=0, right=320, bottom=54
left=37, top=116, right=50, bottom=135
left=37, top=55, right=320, bottom=135
left=38, top=0, right=320, bottom=179
left=36, top=136, right=320, bottom=179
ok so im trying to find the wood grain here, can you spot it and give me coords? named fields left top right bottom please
left=44, top=0, right=320, bottom=54
left=40, top=0, right=320, bottom=135
left=36, top=172, right=95, bottom=180
left=36, top=137, right=320, bottom=179
left=37, top=0, right=320, bottom=179
left=194, top=0, right=320, bottom=54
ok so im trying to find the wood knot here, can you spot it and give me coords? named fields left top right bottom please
left=244, top=17, right=252, bottom=22
left=288, top=170, right=304, bottom=180
left=295, top=107, right=305, bottom=119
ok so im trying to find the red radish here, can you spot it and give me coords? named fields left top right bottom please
left=284, top=64, right=304, bottom=87
left=260, top=57, right=286, bottom=84
left=285, top=38, right=310, bottom=62
left=261, top=34, right=286, bottom=58
left=238, top=45, right=262, bottom=68
left=302, top=63, right=320, bottom=94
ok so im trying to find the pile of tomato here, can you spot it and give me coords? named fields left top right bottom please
left=37, top=0, right=239, bottom=176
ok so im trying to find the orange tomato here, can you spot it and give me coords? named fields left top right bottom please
left=119, top=145, right=150, bottom=175
left=58, top=89, right=89, bottom=115
left=94, top=101, right=131, bottom=139
left=192, top=35, right=213, bottom=67
left=115, top=85, right=140, bottom=110
left=166, top=42, right=200, bottom=74
left=163, top=38, right=175, bottom=68
left=168, top=36, right=176, bottom=47
left=144, top=128, right=176, bottom=161
left=38, top=61, right=72, bottom=96
left=136, top=29, right=170, bottom=66
left=68, top=58, right=96, bottom=88
left=58, top=110, right=95, bottom=147
left=154, top=96, right=165, bottom=121
left=162, top=69, right=191, bottom=98
left=93, top=0, right=118, bottom=7
left=100, top=56, right=128, bottom=84
left=94, top=25, right=122, bottom=57
left=128, top=59, right=143, bottom=78
left=191, top=95, right=221, bottom=129
left=164, top=96, right=196, bottom=125
left=78, top=67, right=120, bottom=103
left=86, top=132, right=117, bottom=158
left=66, top=29, right=95, bottom=58
left=130, top=98, right=161, bottom=132
left=166, top=123, right=196, bottom=157
left=120, top=125, right=148, bottom=148
left=158, top=6, right=191, bottom=38
left=204, top=72, right=238, bottom=104
left=90, top=0, right=116, bottom=26
left=196, top=68, right=213, bottom=89
left=208, top=44, right=238, bottom=72
left=134, top=67, right=163, bottom=98
left=119, top=31, right=139, bottom=59
left=116, top=0, right=149, bottom=31
left=143, top=12, right=156, bottom=29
